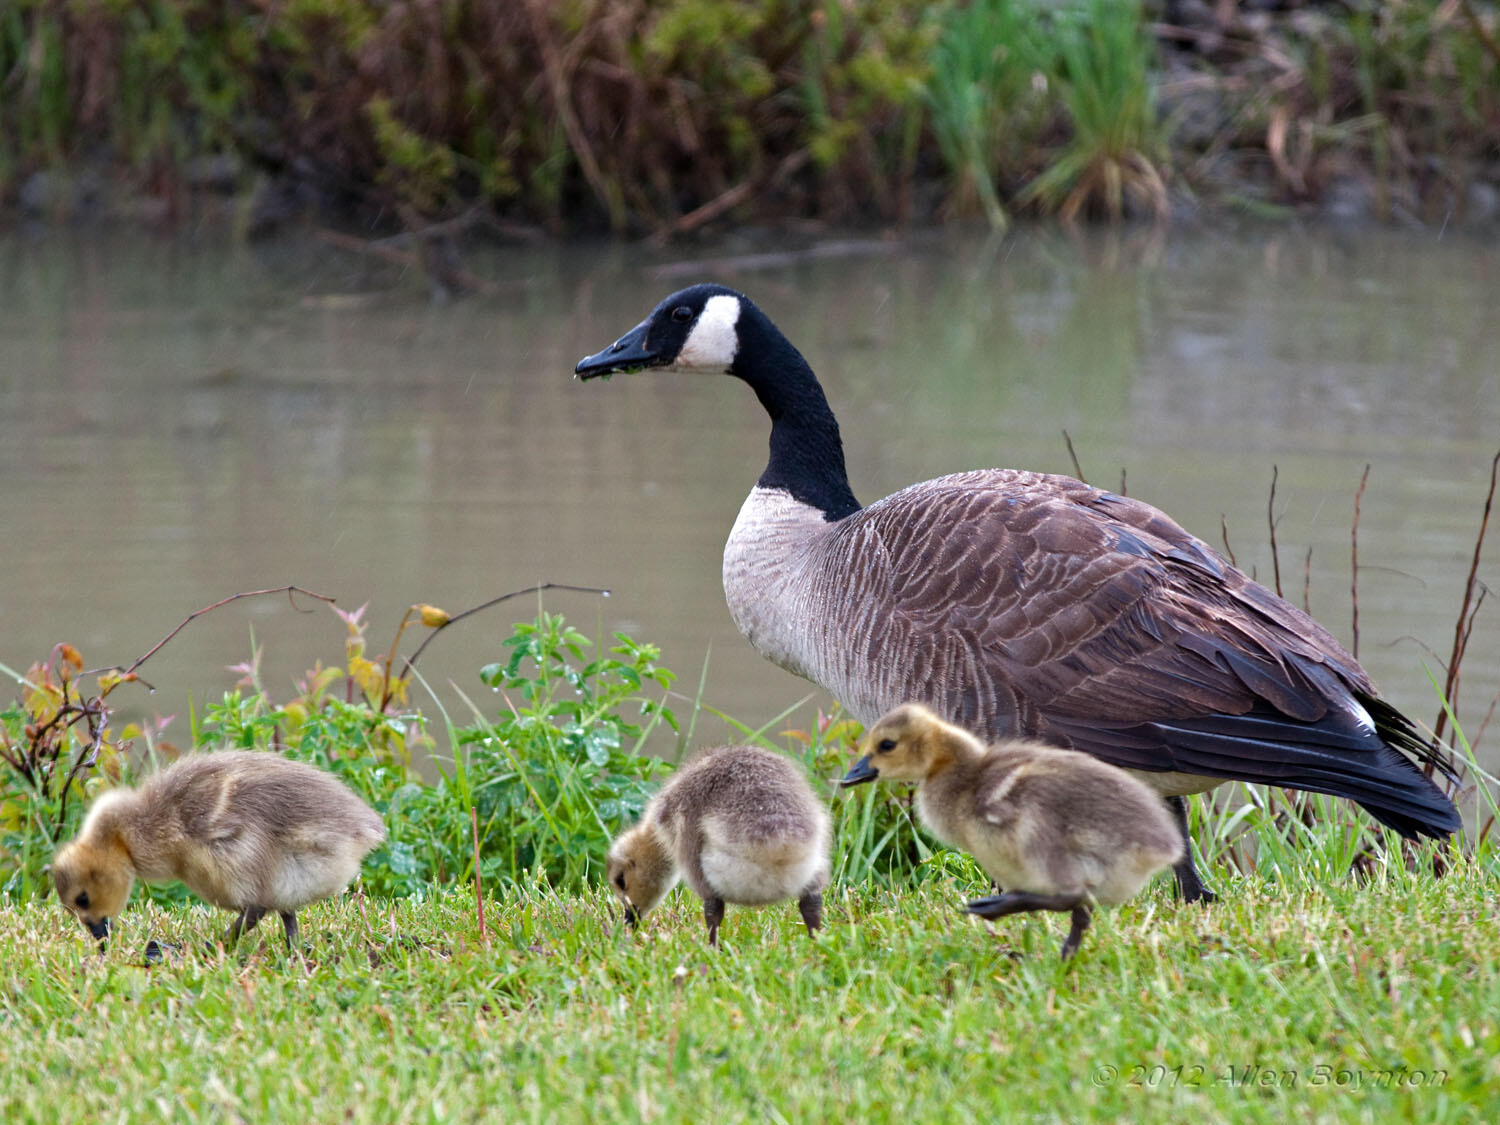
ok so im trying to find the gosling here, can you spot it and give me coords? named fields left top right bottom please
left=51, top=750, right=385, bottom=951
left=607, top=744, right=830, bottom=946
left=840, top=704, right=1183, bottom=959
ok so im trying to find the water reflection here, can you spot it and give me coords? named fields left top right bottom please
left=0, top=225, right=1495, bottom=775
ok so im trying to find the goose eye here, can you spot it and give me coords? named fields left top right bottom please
left=614, top=873, right=627, bottom=890
left=75, top=892, right=90, bottom=910
left=670, top=305, right=693, bottom=323
left=877, top=738, right=897, bottom=753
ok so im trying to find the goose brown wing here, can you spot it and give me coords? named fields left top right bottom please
left=838, top=471, right=1457, bottom=836
left=847, top=470, right=1362, bottom=724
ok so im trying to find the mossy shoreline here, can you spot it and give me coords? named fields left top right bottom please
left=3, top=0, right=1497, bottom=236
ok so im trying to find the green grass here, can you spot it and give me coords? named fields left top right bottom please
left=4, top=844, right=1497, bottom=1123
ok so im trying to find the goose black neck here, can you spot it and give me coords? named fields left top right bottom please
left=731, top=302, right=861, bottom=521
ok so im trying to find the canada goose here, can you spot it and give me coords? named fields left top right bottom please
left=607, top=743, right=830, bottom=946
left=51, top=750, right=385, bottom=951
left=841, top=703, right=1183, bottom=958
left=574, top=284, right=1462, bottom=901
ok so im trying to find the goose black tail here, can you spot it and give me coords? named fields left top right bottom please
left=1060, top=695, right=1463, bottom=841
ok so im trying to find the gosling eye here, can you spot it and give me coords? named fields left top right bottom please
left=670, top=305, right=693, bottom=323
left=876, top=738, right=897, bottom=753
left=75, top=891, right=90, bottom=910
left=613, top=873, right=627, bottom=891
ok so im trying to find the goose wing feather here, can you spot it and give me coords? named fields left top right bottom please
left=820, top=471, right=1457, bottom=833
left=831, top=470, right=1360, bottom=722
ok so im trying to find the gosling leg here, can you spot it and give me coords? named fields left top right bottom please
left=703, top=896, right=726, bottom=948
left=1167, top=795, right=1217, bottom=904
left=964, top=890, right=1092, bottom=961
left=279, top=911, right=299, bottom=950
left=223, top=906, right=267, bottom=948
left=1059, top=905, right=1092, bottom=961
left=796, top=887, right=823, bottom=938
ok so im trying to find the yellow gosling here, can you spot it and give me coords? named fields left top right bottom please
left=841, top=703, right=1182, bottom=959
left=51, top=750, right=385, bottom=951
left=608, top=744, right=830, bottom=946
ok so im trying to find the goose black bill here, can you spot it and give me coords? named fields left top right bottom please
left=575, top=321, right=661, bottom=379
left=839, top=756, right=879, bottom=788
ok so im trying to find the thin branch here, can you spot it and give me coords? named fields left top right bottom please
left=1062, top=430, right=1087, bottom=483
left=1434, top=449, right=1498, bottom=748
left=1351, top=464, right=1370, bottom=661
left=1220, top=515, right=1238, bottom=568
left=1267, top=465, right=1283, bottom=598
left=1303, top=546, right=1313, bottom=615
left=95, top=586, right=336, bottom=683
left=400, top=583, right=612, bottom=678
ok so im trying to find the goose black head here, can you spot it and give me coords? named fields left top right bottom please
left=575, top=283, right=748, bottom=379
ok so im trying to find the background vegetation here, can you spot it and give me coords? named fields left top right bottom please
left=2, top=0, right=1496, bottom=233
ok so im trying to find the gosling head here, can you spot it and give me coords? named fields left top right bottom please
left=841, top=703, right=969, bottom=787
left=51, top=836, right=134, bottom=946
left=575, top=284, right=748, bottom=379
left=606, top=824, right=679, bottom=928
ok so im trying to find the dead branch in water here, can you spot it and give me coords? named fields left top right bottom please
left=649, top=148, right=812, bottom=245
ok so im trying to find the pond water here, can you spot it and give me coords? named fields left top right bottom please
left=1, top=222, right=1496, bottom=777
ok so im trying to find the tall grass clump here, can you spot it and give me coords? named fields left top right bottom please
left=924, top=0, right=1047, bottom=231
left=1019, top=0, right=1168, bottom=222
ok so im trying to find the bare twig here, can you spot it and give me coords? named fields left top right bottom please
left=1303, top=546, right=1313, bottom=615
left=1062, top=430, right=1087, bottom=484
left=1220, top=515, right=1238, bottom=568
left=1434, top=450, right=1498, bottom=748
left=1351, top=464, right=1370, bottom=660
left=93, top=586, right=336, bottom=684
left=399, top=583, right=612, bottom=680
left=1267, top=465, right=1283, bottom=598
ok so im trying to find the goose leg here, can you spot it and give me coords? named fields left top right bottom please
left=1167, top=796, right=1217, bottom=904
left=279, top=911, right=299, bottom=950
left=703, top=896, right=726, bottom=948
left=796, top=887, right=823, bottom=938
left=224, top=906, right=267, bottom=948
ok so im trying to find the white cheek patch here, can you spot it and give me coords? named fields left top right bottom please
left=674, top=294, right=741, bottom=371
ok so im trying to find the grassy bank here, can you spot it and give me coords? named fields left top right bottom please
left=2, top=1, right=1496, bottom=233
left=3, top=855, right=1497, bottom=1123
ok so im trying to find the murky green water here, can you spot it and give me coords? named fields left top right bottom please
left=1, top=224, right=1496, bottom=772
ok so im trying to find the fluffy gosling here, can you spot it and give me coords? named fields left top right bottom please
left=607, top=744, right=830, bottom=946
left=51, top=750, right=385, bottom=951
left=841, top=703, right=1183, bottom=959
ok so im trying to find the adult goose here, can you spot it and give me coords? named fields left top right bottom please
left=574, top=284, right=1461, bottom=900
